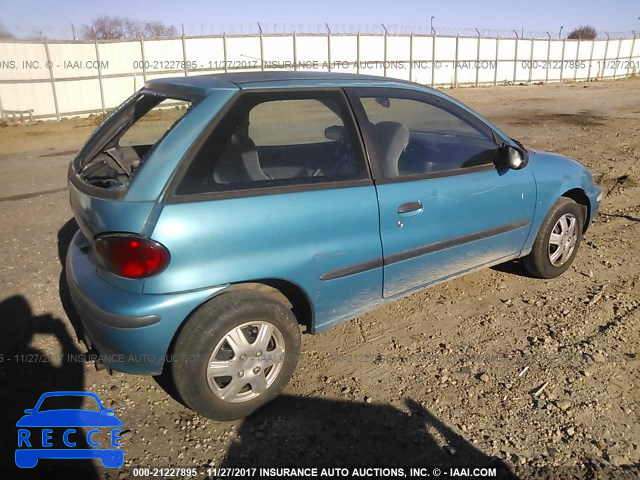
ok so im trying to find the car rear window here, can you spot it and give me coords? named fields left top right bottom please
left=74, top=91, right=193, bottom=193
left=119, top=98, right=190, bottom=147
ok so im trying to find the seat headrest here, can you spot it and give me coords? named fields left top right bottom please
left=371, top=121, right=409, bottom=178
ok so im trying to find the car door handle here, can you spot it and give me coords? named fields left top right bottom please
left=397, top=201, right=423, bottom=217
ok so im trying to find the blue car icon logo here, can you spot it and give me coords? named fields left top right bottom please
left=16, top=391, right=124, bottom=468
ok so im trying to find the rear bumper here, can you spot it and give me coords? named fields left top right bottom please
left=66, top=231, right=227, bottom=375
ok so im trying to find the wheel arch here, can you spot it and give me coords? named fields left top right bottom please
left=170, top=279, right=313, bottom=347
left=162, top=279, right=314, bottom=375
left=221, top=280, right=314, bottom=333
left=561, top=188, right=590, bottom=233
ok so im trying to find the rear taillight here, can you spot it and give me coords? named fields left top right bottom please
left=94, top=234, right=170, bottom=279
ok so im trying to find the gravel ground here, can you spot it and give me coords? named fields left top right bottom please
left=0, top=77, right=638, bottom=479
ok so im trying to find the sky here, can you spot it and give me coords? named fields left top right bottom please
left=2, top=0, right=639, bottom=38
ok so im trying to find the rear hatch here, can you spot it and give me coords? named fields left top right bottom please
left=68, top=89, right=195, bottom=241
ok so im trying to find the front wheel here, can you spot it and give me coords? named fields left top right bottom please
left=523, top=197, right=584, bottom=278
left=171, top=290, right=301, bottom=421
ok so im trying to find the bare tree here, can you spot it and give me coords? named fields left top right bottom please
left=81, top=16, right=123, bottom=39
left=81, top=16, right=177, bottom=40
left=567, top=25, right=597, bottom=40
left=144, top=21, right=177, bottom=37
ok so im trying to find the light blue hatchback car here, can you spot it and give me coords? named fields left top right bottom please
left=66, top=72, right=601, bottom=420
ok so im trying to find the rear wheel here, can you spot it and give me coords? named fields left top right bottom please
left=523, top=197, right=584, bottom=278
left=171, top=291, right=301, bottom=421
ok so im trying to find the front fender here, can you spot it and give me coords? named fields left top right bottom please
left=522, top=151, right=601, bottom=253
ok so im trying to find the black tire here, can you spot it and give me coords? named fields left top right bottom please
left=171, top=290, right=301, bottom=421
left=523, top=197, right=584, bottom=279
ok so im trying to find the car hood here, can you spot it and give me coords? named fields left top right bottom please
left=16, top=410, right=123, bottom=427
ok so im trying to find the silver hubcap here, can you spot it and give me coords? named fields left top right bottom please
left=207, top=321, right=285, bottom=403
left=548, top=213, right=578, bottom=267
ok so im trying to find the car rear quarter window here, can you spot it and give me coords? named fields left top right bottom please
left=357, top=94, right=498, bottom=178
left=175, top=91, right=368, bottom=196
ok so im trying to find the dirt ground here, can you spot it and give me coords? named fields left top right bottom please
left=0, top=77, right=639, bottom=479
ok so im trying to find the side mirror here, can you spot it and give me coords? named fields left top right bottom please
left=495, top=144, right=528, bottom=170
left=24, top=409, right=34, bottom=415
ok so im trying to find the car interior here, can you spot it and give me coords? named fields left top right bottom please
left=212, top=116, right=360, bottom=185
left=203, top=94, right=368, bottom=192
left=175, top=94, right=504, bottom=195
left=395, top=129, right=500, bottom=175
left=78, top=94, right=190, bottom=190
left=361, top=97, right=500, bottom=178
left=210, top=97, right=500, bottom=187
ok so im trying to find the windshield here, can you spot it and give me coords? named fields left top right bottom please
left=73, top=90, right=194, bottom=192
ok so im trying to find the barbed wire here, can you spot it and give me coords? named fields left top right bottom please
left=3, top=22, right=636, bottom=41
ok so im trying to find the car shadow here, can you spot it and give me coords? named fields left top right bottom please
left=221, top=395, right=518, bottom=478
left=0, top=295, right=98, bottom=478
left=152, top=362, right=190, bottom=409
left=0, top=217, right=100, bottom=476
left=57, top=218, right=84, bottom=343
left=491, top=259, right=536, bottom=278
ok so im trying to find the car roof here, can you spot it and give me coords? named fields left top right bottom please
left=146, top=71, right=433, bottom=96
left=215, top=71, right=411, bottom=85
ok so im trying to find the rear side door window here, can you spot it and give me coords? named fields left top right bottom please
left=176, top=91, right=369, bottom=196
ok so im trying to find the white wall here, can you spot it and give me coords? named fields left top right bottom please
left=0, top=33, right=638, bottom=119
